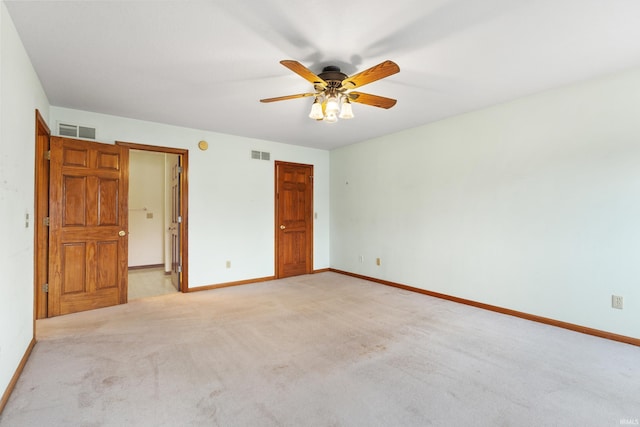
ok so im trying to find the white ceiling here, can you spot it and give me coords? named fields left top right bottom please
left=6, top=0, right=640, bottom=150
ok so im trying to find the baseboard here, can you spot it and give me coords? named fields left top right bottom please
left=188, top=269, right=330, bottom=291
left=0, top=338, right=36, bottom=415
left=187, top=276, right=276, bottom=292
left=331, top=269, right=640, bottom=347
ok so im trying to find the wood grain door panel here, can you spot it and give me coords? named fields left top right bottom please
left=280, top=230, right=307, bottom=276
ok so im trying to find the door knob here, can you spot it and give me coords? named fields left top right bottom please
left=280, top=225, right=286, bottom=230
left=118, top=230, right=126, bottom=237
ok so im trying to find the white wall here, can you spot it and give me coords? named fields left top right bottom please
left=331, top=68, right=640, bottom=338
left=0, top=1, right=49, bottom=400
left=49, top=106, right=331, bottom=288
left=128, top=150, right=166, bottom=267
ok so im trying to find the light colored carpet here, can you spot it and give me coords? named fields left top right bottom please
left=1, top=272, right=638, bottom=426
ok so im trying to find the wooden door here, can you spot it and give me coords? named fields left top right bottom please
left=170, top=154, right=181, bottom=290
left=48, top=137, right=129, bottom=316
left=275, top=161, right=313, bottom=278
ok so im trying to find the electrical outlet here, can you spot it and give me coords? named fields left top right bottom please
left=612, top=295, right=623, bottom=310
left=376, top=258, right=381, bottom=266
left=226, top=260, right=231, bottom=269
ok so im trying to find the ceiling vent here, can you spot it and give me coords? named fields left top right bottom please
left=58, top=122, right=96, bottom=140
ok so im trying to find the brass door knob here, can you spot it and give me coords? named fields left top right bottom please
left=280, top=225, right=286, bottom=230
left=118, top=230, right=126, bottom=237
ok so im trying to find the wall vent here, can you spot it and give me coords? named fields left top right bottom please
left=251, top=150, right=271, bottom=161
left=58, top=122, right=96, bottom=140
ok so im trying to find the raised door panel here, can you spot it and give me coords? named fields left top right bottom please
left=96, top=241, right=118, bottom=290
left=61, top=242, right=86, bottom=294
left=62, top=176, right=87, bottom=226
left=281, top=230, right=307, bottom=276
left=96, top=150, right=120, bottom=171
left=62, top=147, right=88, bottom=167
left=98, top=178, right=119, bottom=226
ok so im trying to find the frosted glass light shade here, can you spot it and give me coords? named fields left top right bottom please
left=324, top=112, right=338, bottom=123
left=309, top=102, right=323, bottom=120
left=339, top=101, right=354, bottom=119
left=325, top=96, right=339, bottom=114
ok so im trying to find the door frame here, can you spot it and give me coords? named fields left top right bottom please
left=116, top=141, right=189, bottom=292
left=34, top=110, right=50, bottom=319
left=274, top=161, right=314, bottom=278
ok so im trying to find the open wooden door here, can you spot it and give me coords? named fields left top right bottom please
left=48, top=137, right=129, bottom=316
left=275, top=161, right=313, bottom=278
left=170, top=154, right=181, bottom=290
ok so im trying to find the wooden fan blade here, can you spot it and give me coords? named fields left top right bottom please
left=260, top=93, right=316, bottom=103
left=341, top=60, right=400, bottom=89
left=280, top=60, right=327, bottom=89
left=348, top=92, right=397, bottom=109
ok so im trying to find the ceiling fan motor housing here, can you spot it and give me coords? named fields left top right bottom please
left=316, top=66, right=348, bottom=92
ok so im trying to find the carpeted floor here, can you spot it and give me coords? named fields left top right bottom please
left=128, top=267, right=178, bottom=300
left=1, top=272, right=639, bottom=426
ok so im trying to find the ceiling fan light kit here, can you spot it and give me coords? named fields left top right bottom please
left=261, top=60, right=400, bottom=123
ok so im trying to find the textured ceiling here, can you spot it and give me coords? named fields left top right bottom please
left=6, top=0, right=640, bottom=150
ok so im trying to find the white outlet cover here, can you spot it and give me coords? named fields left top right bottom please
left=612, top=295, right=624, bottom=309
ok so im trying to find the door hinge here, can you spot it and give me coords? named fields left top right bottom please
left=309, top=175, right=314, bottom=181
left=177, top=166, right=183, bottom=173
left=45, top=150, right=51, bottom=160
left=42, top=283, right=49, bottom=293
left=43, top=216, right=50, bottom=226
left=178, top=265, right=182, bottom=273
left=177, top=216, right=182, bottom=223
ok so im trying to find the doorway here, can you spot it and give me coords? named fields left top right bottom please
left=127, top=149, right=181, bottom=300
left=117, top=141, right=188, bottom=299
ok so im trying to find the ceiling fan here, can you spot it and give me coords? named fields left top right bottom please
left=260, top=59, right=400, bottom=123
